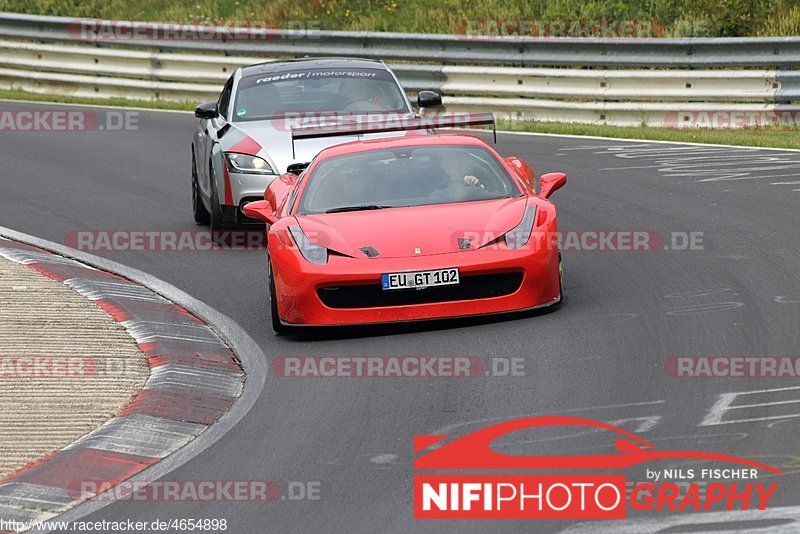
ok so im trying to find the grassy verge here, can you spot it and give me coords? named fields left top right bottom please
left=3, top=88, right=797, bottom=150
left=0, top=0, right=798, bottom=37
left=498, top=119, right=800, bottom=150
left=0, top=0, right=800, bottom=37
left=0, top=89, right=196, bottom=112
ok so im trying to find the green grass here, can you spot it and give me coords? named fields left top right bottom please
left=3, top=88, right=798, bottom=150
left=0, top=88, right=195, bottom=111
left=497, top=119, right=800, bottom=150
left=1, top=0, right=800, bottom=37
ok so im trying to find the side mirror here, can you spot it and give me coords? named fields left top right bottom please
left=195, top=102, right=219, bottom=120
left=242, top=200, right=278, bottom=224
left=417, top=90, right=443, bottom=108
left=286, top=163, right=310, bottom=175
left=539, top=172, right=567, bottom=199
left=504, top=156, right=535, bottom=190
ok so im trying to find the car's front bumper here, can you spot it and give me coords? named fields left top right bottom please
left=228, top=172, right=277, bottom=207
left=270, top=243, right=561, bottom=327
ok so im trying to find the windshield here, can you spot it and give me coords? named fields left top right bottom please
left=233, top=67, right=409, bottom=122
left=297, top=145, right=523, bottom=215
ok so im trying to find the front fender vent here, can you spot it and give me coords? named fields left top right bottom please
left=360, top=246, right=380, bottom=258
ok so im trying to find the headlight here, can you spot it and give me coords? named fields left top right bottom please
left=288, top=226, right=328, bottom=265
left=505, top=205, right=537, bottom=250
left=225, top=152, right=274, bottom=174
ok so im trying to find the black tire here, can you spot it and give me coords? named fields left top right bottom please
left=557, top=252, right=564, bottom=305
left=209, top=162, right=225, bottom=231
left=192, top=152, right=210, bottom=225
left=269, top=262, right=290, bottom=335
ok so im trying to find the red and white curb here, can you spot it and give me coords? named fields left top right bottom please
left=0, top=237, right=245, bottom=530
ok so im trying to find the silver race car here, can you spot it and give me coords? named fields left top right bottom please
left=191, top=57, right=442, bottom=229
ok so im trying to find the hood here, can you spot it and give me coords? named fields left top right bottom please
left=295, top=197, right=527, bottom=259
left=229, top=113, right=417, bottom=174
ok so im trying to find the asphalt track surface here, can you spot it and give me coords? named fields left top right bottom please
left=2, top=101, right=800, bottom=533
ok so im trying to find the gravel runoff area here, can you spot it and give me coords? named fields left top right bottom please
left=0, top=255, right=149, bottom=479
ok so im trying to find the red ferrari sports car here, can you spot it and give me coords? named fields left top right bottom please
left=244, top=115, right=567, bottom=332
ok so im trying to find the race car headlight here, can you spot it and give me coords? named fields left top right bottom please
left=504, top=205, right=537, bottom=250
left=288, top=226, right=328, bottom=265
left=224, top=152, right=275, bottom=174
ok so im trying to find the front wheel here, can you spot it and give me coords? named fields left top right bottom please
left=269, top=262, right=290, bottom=335
left=192, top=153, right=210, bottom=225
left=557, top=252, right=564, bottom=304
left=209, top=162, right=225, bottom=231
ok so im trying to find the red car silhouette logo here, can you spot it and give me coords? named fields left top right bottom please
left=414, top=415, right=781, bottom=473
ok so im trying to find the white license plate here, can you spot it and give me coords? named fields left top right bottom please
left=381, top=268, right=460, bottom=291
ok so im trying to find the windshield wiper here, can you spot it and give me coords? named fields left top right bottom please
left=325, top=205, right=393, bottom=214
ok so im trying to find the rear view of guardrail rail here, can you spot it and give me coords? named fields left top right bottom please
left=0, top=12, right=798, bottom=127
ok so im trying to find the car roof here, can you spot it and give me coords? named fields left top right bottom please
left=314, top=133, right=492, bottom=160
left=239, top=57, right=388, bottom=78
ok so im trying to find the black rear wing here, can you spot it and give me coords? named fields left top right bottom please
left=290, top=112, right=496, bottom=158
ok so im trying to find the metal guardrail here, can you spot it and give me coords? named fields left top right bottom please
left=0, top=12, right=798, bottom=127
left=2, top=12, right=800, bottom=68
